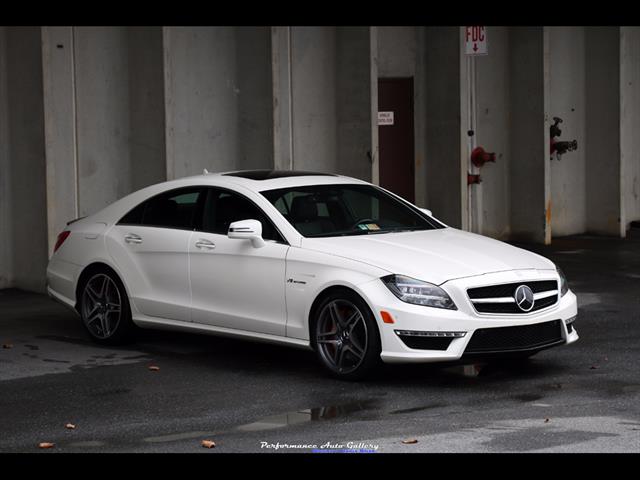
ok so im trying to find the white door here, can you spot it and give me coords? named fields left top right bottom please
left=189, top=188, right=289, bottom=336
left=106, top=187, right=206, bottom=322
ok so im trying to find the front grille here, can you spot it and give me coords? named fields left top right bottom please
left=464, top=320, right=564, bottom=354
left=467, top=280, right=559, bottom=314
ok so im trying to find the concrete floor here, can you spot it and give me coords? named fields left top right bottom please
left=1, top=234, right=640, bottom=453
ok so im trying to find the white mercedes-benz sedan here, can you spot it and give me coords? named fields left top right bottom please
left=47, top=170, right=578, bottom=379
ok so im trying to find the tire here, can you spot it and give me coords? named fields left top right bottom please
left=311, top=289, right=382, bottom=380
left=78, top=268, right=136, bottom=345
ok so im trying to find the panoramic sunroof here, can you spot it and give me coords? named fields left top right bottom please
left=223, top=170, right=337, bottom=180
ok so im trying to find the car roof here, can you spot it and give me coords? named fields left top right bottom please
left=180, top=169, right=370, bottom=192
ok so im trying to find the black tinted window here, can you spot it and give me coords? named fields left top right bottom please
left=201, top=188, right=284, bottom=243
left=118, top=188, right=204, bottom=230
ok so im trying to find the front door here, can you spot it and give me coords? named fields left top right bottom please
left=188, top=187, right=289, bottom=336
left=378, top=77, right=415, bottom=203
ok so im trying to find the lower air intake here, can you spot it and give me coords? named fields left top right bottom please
left=464, top=320, right=564, bottom=354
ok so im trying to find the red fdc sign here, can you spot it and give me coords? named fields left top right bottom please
left=465, top=26, right=488, bottom=56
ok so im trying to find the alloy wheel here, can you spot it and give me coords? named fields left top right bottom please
left=316, top=299, right=369, bottom=374
left=81, top=273, right=122, bottom=339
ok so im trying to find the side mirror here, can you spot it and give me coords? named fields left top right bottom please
left=228, top=219, right=265, bottom=248
left=419, top=207, right=433, bottom=217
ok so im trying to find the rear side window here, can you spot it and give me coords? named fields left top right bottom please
left=118, top=187, right=205, bottom=230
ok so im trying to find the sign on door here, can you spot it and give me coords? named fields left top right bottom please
left=465, top=26, right=487, bottom=56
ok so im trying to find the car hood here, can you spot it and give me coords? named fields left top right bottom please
left=301, top=227, right=555, bottom=285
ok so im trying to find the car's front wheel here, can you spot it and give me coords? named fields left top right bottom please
left=311, top=290, right=382, bottom=380
left=79, top=269, right=135, bottom=345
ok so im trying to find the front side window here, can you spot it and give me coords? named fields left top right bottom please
left=200, top=188, right=285, bottom=243
left=118, top=187, right=204, bottom=230
left=261, top=184, right=444, bottom=238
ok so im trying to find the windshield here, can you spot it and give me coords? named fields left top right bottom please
left=261, top=184, right=445, bottom=238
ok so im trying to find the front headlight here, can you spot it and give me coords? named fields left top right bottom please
left=381, top=274, right=457, bottom=310
left=557, top=266, right=569, bottom=296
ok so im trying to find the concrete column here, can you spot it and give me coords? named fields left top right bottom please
left=509, top=27, right=550, bottom=244
left=424, top=27, right=465, bottom=229
left=472, top=27, right=511, bottom=240
left=4, top=27, right=48, bottom=291
left=272, top=27, right=293, bottom=170
left=621, top=26, right=640, bottom=234
left=369, top=26, right=379, bottom=186
left=41, top=26, right=79, bottom=253
left=585, top=27, right=621, bottom=236
left=548, top=27, right=587, bottom=237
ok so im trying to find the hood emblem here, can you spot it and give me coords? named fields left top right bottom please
left=514, top=285, right=535, bottom=312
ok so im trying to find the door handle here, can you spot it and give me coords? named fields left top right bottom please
left=124, top=233, right=143, bottom=244
left=195, top=239, right=216, bottom=250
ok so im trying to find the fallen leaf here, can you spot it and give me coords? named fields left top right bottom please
left=402, top=438, right=418, bottom=444
left=201, top=440, right=216, bottom=449
left=38, top=442, right=55, bottom=449
left=544, top=418, right=550, bottom=423
left=148, top=365, right=160, bottom=371
left=2, top=343, right=13, bottom=349
left=65, top=423, right=76, bottom=430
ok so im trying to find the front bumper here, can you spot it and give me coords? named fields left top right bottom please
left=358, top=269, right=579, bottom=364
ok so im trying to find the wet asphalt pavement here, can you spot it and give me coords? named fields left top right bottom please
left=1, top=234, right=640, bottom=453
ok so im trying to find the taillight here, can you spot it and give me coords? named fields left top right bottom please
left=54, top=231, right=71, bottom=253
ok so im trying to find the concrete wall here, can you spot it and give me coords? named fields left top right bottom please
left=378, top=27, right=416, bottom=78
left=424, top=27, right=464, bottom=228
left=0, top=27, right=11, bottom=289
left=474, top=26, right=511, bottom=240
left=128, top=27, right=166, bottom=191
left=1, top=27, right=48, bottom=292
left=290, top=27, right=372, bottom=180
left=585, top=27, right=621, bottom=236
left=549, top=27, right=587, bottom=237
left=509, top=27, right=550, bottom=244
left=164, top=27, right=273, bottom=179
left=290, top=27, right=337, bottom=172
left=336, top=27, right=373, bottom=181
left=621, top=27, right=640, bottom=232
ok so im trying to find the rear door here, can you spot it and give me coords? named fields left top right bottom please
left=106, top=187, right=205, bottom=322
left=188, top=187, right=289, bottom=336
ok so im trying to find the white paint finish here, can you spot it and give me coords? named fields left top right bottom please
left=47, top=171, right=577, bottom=373
left=620, top=27, right=640, bottom=232
left=41, top=27, right=79, bottom=254
left=549, top=27, right=587, bottom=236
left=3, top=27, right=49, bottom=292
left=377, top=26, right=416, bottom=78
left=474, top=26, right=511, bottom=240
left=585, top=27, right=621, bottom=236
left=74, top=27, right=132, bottom=217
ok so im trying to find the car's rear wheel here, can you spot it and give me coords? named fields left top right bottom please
left=311, top=290, right=381, bottom=380
left=79, top=270, right=135, bottom=345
